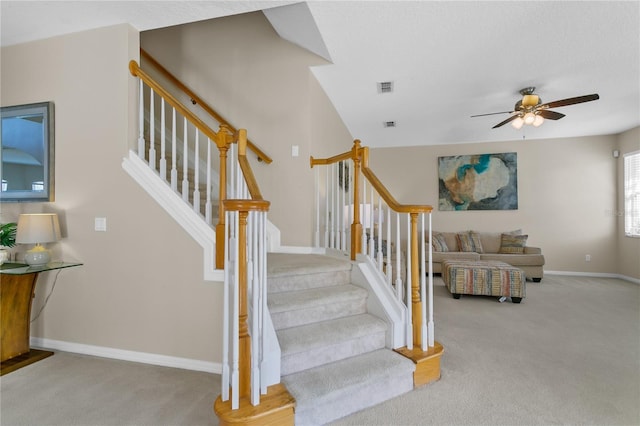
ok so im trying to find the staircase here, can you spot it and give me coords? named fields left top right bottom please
left=267, top=253, right=415, bottom=425
left=128, top=57, right=442, bottom=426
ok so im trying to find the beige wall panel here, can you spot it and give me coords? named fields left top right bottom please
left=1, top=25, right=222, bottom=362
left=368, top=135, right=620, bottom=274
left=141, top=12, right=351, bottom=247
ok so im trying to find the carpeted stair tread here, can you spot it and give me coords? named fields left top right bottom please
left=277, top=314, right=386, bottom=356
left=268, top=284, right=367, bottom=314
left=267, top=253, right=351, bottom=278
left=269, top=284, right=368, bottom=330
left=283, top=349, right=415, bottom=425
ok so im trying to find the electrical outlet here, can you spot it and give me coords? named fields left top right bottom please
left=585, top=254, right=591, bottom=262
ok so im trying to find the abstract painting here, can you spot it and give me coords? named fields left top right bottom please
left=438, top=152, right=518, bottom=211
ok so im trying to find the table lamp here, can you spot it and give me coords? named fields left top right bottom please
left=16, top=213, right=61, bottom=265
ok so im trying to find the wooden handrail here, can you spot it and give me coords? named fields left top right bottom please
left=140, top=49, right=273, bottom=164
left=129, top=60, right=220, bottom=143
left=310, top=140, right=433, bottom=215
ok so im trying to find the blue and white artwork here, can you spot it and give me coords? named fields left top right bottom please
left=438, top=152, right=518, bottom=211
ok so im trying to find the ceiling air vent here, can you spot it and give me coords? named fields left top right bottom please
left=377, top=81, right=394, bottom=94
left=383, top=121, right=396, bottom=128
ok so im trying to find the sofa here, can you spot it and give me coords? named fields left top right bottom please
left=428, top=230, right=545, bottom=282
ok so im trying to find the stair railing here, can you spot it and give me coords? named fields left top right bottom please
left=140, top=49, right=273, bottom=165
left=311, top=140, right=435, bottom=351
left=130, top=60, right=273, bottom=410
left=222, top=130, right=271, bottom=409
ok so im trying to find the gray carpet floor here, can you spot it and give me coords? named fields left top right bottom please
left=1, top=274, right=638, bottom=426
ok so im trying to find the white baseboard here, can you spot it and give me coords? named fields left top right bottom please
left=545, top=270, right=640, bottom=284
left=30, top=337, right=222, bottom=374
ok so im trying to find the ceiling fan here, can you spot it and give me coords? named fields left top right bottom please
left=471, top=87, right=599, bottom=129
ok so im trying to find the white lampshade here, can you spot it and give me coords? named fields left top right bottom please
left=523, top=112, right=536, bottom=125
left=16, top=213, right=61, bottom=265
left=533, top=114, right=545, bottom=127
left=511, top=116, right=525, bottom=130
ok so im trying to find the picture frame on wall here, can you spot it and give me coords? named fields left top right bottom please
left=438, top=152, right=517, bottom=211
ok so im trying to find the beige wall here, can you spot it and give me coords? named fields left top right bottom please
left=1, top=25, right=222, bottom=362
left=368, top=134, right=631, bottom=275
left=616, top=126, right=640, bottom=279
left=1, top=12, right=353, bottom=364
left=140, top=12, right=353, bottom=247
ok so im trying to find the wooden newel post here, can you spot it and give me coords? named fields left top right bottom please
left=237, top=210, right=251, bottom=398
left=410, top=212, right=423, bottom=347
left=215, top=125, right=233, bottom=270
left=350, top=140, right=362, bottom=260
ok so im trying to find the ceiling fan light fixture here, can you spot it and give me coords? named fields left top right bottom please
left=511, top=116, right=525, bottom=129
left=533, top=114, right=545, bottom=127
left=522, top=94, right=539, bottom=107
left=523, top=112, right=536, bottom=125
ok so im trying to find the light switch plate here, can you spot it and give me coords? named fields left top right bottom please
left=95, top=217, right=107, bottom=232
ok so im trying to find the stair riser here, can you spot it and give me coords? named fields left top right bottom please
left=268, top=270, right=351, bottom=294
left=294, top=371, right=414, bottom=425
left=281, top=331, right=386, bottom=376
left=271, top=298, right=367, bottom=331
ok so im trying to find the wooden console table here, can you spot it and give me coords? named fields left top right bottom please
left=0, top=261, right=82, bottom=375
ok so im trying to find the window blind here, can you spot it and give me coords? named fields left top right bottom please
left=624, top=150, right=640, bottom=237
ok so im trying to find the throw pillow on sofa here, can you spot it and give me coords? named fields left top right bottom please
left=499, top=233, right=528, bottom=254
left=432, top=233, right=449, bottom=252
left=456, top=231, right=483, bottom=253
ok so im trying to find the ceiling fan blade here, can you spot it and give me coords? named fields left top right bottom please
left=537, top=110, right=566, bottom=120
left=538, top=94, right=599, bottom=109
left=492, top=114, right=519, bottom=129
left=470, top=111, right=513, bottom=118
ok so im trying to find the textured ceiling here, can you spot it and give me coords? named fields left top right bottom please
left=2, top=1, right=639, bottom=148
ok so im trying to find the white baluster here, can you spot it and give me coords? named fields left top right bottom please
left=137, top=80, right=145, bottom=158
left=259, top=212, right=268, bottom=395
left=406, top=214, right=413, bottom=350
left=333, top=163, right=338, bottom=248
left=159, top=98, right=166, bottom=180
left=324, top=169, right=329, bottom=248
left=428, top=212, right=435, bottom=347
left=377, top=196, right=383, bottom=271
left=369, top=188, right=374, bottom=259
left=171, top=108, right=178, bottom=191
left=193, top=130, right=201, bottom=214
left=361, top=180, right=367, bottom=254
left=231, top=210, right=240, bottom=410
left=386, top=206, right=392, bottom=286
left=251, top=211, right=260, bottom=406
left=341, top=162, right=347, bottom=251
left=205, top=138, right=212, bottom=225
left=182, top=118, right=189, bottom=201
left=395, top=212, right=402, bottom=300
left=149, top=90, right=156, bottom=169
left=314, top=166, right=320, bottom=247
left=420, top=213, right=428, bottom=351
left=221, top=209, right=231, bottom=402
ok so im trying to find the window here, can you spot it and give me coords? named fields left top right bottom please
left=624, top=150, right=640, bottom=237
